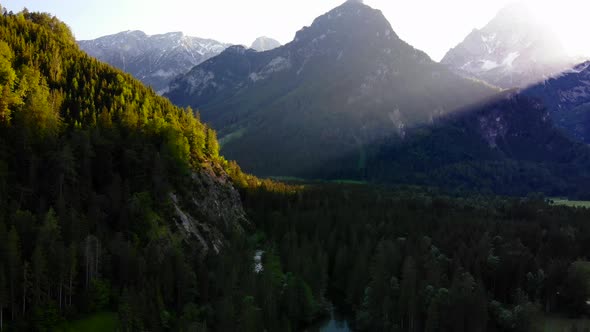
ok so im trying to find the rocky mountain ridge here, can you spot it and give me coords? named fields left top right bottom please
left=79, top=30, right=230, bottom=93
left=165, top=0, right=498, bottom=177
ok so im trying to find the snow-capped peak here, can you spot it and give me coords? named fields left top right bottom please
left=78, top=31, right=231, bottom=93
left=442, top=3, right=573, bottom=89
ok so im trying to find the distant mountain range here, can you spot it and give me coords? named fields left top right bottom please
left=78, top=31, right=231, bottom=94
left=79, top=32, right=284, bottom=93
left=164, top=0, right=590, bottom=195
left=442, top=2, right=575, bottom=89
left=251, top=37, right=282, bottom=52
left=74, top=1, right=590, bottom=195
left=165, top=0, right=499, bottom=176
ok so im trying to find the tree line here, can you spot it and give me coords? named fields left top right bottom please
left=242, top=184, right=590, bottom=331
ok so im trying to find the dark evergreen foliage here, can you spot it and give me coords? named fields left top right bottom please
left=242, top=184, right=590, bottom=331
left=0, top=8, right=261, bottom=331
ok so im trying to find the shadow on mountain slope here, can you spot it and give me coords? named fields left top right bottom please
left=294, top=91, right=590, bottom=198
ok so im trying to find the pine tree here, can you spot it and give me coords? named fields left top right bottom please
left=0, top=265, right=7, bottom=331
left=31, top=245, right=47, bottom=306
left=400, top=256, right=417, bottom=331
left=6, top=228, right=20, bottom=319
left=205, top=127, right=219, bottom=158
left=0, top=85, right=11, bottom=125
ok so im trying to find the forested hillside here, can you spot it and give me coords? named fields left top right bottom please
left=524, top=61, right=590, bottom=144
left=0, top=7, right=268, bottom=331
left=361, top=92, right=590, bottom=198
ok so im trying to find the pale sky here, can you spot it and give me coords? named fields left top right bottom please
left=2, top=0, right=589, bottom=61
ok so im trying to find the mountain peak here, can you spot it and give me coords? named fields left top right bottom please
left=573, top=61, right=590, bottom=73
left=123, top=30, right=147, bottom=36
left=486, top=2, right=543, bottom=33
left=250, top=36, right=281, bottom=52
left=165, top=1, right=497, bottom=177
left=493, top=1, right=531, bottom=20
left=292, top=0, right=400, bottom=48
left=441, top=2, right=571, bottom=88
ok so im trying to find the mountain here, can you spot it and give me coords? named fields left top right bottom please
left=0, top=9, right=265, bottom=330
left=166, top=0, right=499, bottom=178
left=363, top=91, right=590, bottom=196
left=441, top=2, right=573, bottom=89
left=250, top=36, right=282, bottom=51
left=78, top=30, right=230, bottom=94
left=524, top=61, right=590, bottom=143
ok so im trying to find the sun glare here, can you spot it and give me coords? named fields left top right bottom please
left=528, top=0, right=590, bottom=57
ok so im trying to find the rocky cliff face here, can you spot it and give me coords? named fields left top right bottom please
left=170, top=163, right=249, bottom=256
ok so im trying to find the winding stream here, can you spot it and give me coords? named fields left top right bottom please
left=308, top=308, right=352, bottom=332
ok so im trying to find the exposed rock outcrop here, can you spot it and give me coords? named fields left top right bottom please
left=170, top=163, right=249, bottom=256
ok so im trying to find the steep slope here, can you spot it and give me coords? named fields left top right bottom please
left=442, top=3, right=573, bottom=89
left=1, top=9, right=247, bottom=256
left=364, top=92, right=590, bottom=196
left=250, top=36, right=281, bottom=51
left=0, top=10, right=253, bottom=330
left=79, top=30, right=230, bottom=93
left=524, top=61, right=590, bottom=143
left=166, top=0, right=498, bottom=177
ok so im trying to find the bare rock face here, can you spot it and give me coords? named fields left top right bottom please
left=170, top=163, right=249, bottom=256
left=250, top=37, right=281, bottom=52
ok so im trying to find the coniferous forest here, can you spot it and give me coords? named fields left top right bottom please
left=2, top=5, right=590, bottom=332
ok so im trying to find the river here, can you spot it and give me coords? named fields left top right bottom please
left=307, top=308, right=352, bottom=332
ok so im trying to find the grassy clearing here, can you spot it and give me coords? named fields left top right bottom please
left=550, top=198, right=590, bottom=208
left=54, top=312, right=119, bottom=332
